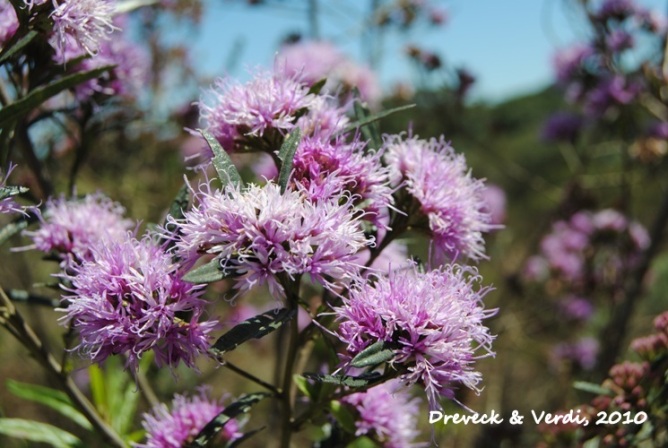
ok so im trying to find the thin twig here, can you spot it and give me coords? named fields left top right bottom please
left=223, top=360, right=281, bottom=396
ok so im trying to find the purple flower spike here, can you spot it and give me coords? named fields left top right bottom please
left=384, top=134, right=494, bottom=261
left=199, top=68, right=316, bottom=151
left=335, top=264, right=496, bottom=409
left=22, top=193, right=133, bottom=266
left=342, top=380, right=424, bottom=448
left=170, top=181, right=370, bottom=298
left=61, top=236, right=217, bottom=370
left=50, top=0, right=118, bottom=56
left=136, top=388, right=241, bottom=448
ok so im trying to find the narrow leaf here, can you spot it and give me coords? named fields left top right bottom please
left=7, top=289, right=59, bottom=307
left=352, top=94, right=381, bottom=149
left=0, top=30, right=38, bottom=65
left=6, top=380, right=92, bottom=430
left=277, top=128, right=302, bottom=194
left=166, top=183, right=190, bottom=223
left=573, top=381, right=614, bottom=396
left=210, top=308, right=297, bottom=357
left=182, top=259, right=231, bottom=284
left=0, top=219, right=28, bottom=246
left=307, top=78, right=327, bottom=96
left=350, top=340, right=395, bottom=368
left=0, top=65, right=115, bottom=127
left=0, top=185, right=28, bottom=200
left=187, top=392, right=269, bottom=448
left=339, top=104, right=415, bottom=137
left=199, top=129, right=242, bottom=188
left=302, top=372, right=383, bottom=388
left=0, top=418, right=81, bottom=448
left=330, top=400, right=356, bottom=434
left=227, top=426, right=266, bottom=448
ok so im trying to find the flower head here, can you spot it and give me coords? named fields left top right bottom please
left=342, top=381, right=424, bottom=448
left=199, top=68, right=316, bottom=151
left=335, top=264, right=495, bottom=409
left=292, top=135, right=392, bottom=223
left=170, top=181, right=370, bottom=298
left=61, top=235, right=217, bottom=370
left=384, top=134, right=493, bottom=261
left=22, top=193, right=133, bottom=266
left=136, top=388, right=241, bottom=448
left=50, top=0, right=118, bottom=56
left=541, top=112, right=584, bottom=143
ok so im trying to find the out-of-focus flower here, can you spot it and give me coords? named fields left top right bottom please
left=551, top=337, right=599, bottom=370
left=21, top=193, right=133, bottom=266
left=0, top=0, right=18, bottom=47
left=277, top=40, right=382, bottom=107
left=335, top=264, right=495, bottom=409
left=558, top=295, right=594, bottom=321
left=61, top=235, right=218, bottom=370
left=54, top=30, right=150, bottom=101
left=594, top=0, right=638, bottom=22
left=541, top=112, right=584, bottom=143
left=136, top=388, right=241, bottom=448
left=50, top=0, right=118, bottom=56
left=584, top=75, right=641, bottom=116
left=553, top=44, right=594, bottom=85
left=480, top=184, right=506, bottom=226
left=342, top=380, right=424, bottom=448
left=170, top=181, right=370, bottom=298
left=199, top=68, right=316, bottom=151
left=384, top=133, right=493, bottom=261
left=605, top=29, right=634, bottom=52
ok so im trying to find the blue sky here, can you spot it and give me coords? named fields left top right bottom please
left=185, top=0, right=667, bottom=102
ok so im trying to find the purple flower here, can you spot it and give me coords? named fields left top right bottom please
left=541, top=112, right=584, bottom=143
left=384, top=134, right=493, bottom=261
left=605, top=29, right=635, bottom=52
left=480, top=184, right=506, bottom=226
left=136, top=388, right=241, bottom=448
left=595, top=0, right=638, bottom=21
left=21, top=193, right=133, bottom=266
left=592, top=208, right=628, bottom=232
left=523, top=255, right=549, bottom=282
left=342, top=380, right=424, bottom=448
left=199, top=68, right=316, bottom=151
left=335, top=264, right=495, bottom=409
left=558, top=295, right=594, bottom=321
left=295, top=95, right=350, bottom=138
left=54, top=29, right=149, bottom=101
left=291, top=135, right=392, bottom=224
left=551, top=337, right=599, bottom=371
left=0, top=163, right=28, bottom=216
left=647, top=121, right=668, bottom=139
left=0, top=0, right=18, bottom=47
left=584, top=75, right=641, bottom=116
left=50, top=0, right=118, bottom=56
left=277, top=40, right=382, bottom=106
left=61, top=235, right=218, bottom=370
left=170, top=181, right=371, bottom=298
left=553, top=44, right=594, bottom=85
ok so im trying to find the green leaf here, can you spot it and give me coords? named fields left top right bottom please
left=294, top=374, right=314, bottom=399
left=166, top=183, right=190, bottom=223
left=339, top=104, right=415, bottom=137
left=182, top=258, right=232, bottom=284
left=187, top=392, right=269, bottom=448
left=349, top=340, right=395, bottom=368
left=352, top=93, right=381, bottom=150
left=302, top=372, right=383, bottom=388
left=6, top=380, right=92, bottom=430
left=114, top=0, right=159, bottom=14
left=307, top=78, right=328, bottom=96
left=88, top=363, right=107, bottom=417
left=227, top=426, right=266, bottom=447
left=277, top=128, right=302, bottom=194
left=199, top=129, right=242, bottom=189
left=0, top=418, right=81, bottom=448
left=330, top=400, right=357, bottom=435
left=0, top=65, right=115, bottom=128
left=0, top=219, right=28, bottom=246
left=573, top=381, right=614, bottom=396
left=0, top=185, right=28, bottom=201
left=210, top=308, right=297, bottom=357
left=0, top=30, right=38, bottom=66
left=346, top=436, right=379, bottom=448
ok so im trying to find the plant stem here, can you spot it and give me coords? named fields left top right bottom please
left=224, top=360, right=281, bottom=396
left=0, top=287, right=127, bottom=448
